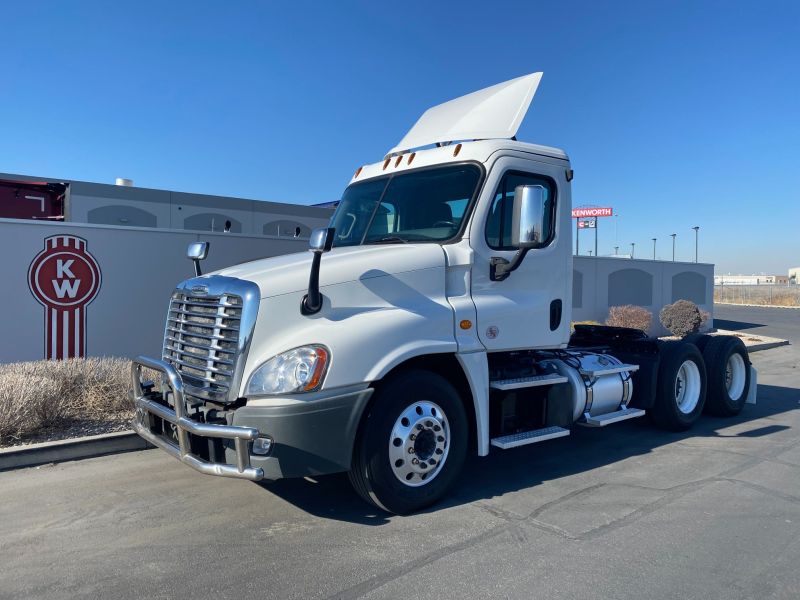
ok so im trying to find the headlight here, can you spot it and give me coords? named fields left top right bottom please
left=245, top=345, right=330, bottom=396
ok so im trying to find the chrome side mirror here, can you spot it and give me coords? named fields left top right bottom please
left=491, top=185, right=549, bottom=281
left=309, top=227, right=335, bottom=253
left=187, top=241, right=209, bottom=276
left=512, top=185, right=547, bottom=249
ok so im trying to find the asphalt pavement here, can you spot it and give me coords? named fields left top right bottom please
left=715, top=304, right=800, bottom=343
left=1, top=307, right=799, bottom=600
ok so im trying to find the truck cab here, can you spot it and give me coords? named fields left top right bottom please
left=133, top=73, right=754, bottom=513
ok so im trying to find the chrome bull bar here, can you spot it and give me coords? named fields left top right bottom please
left=131, top=356, right=264, bottom=481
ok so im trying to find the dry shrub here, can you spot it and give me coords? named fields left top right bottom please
left=0, top=357, right=158, bottom=443
left=699, top=309, right=711, bottom=327
left=605, top=305, right=652, bottom=332
left=0, top=373, right=66, bottom=441
left=659, top=299, right=703, bottom=337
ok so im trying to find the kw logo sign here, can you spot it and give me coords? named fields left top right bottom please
left=28, top=236, right=102, bottom=359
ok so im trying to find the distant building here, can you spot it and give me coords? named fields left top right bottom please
left=0, top=172, right=333, bottom=239
left=715, top=274, right=789, bottom=285
left=789, top=267, right=800, bottom=284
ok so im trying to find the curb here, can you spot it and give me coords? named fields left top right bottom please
left=0, top=430, right=153, bottom=472
left=715, top=302, right=800, bottom=310
left=746, top=340, right=791, bottom=353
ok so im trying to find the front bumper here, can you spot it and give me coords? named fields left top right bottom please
left=132, top=356, right=264, bottom=481
left=132, top=356, right=374, bottom=482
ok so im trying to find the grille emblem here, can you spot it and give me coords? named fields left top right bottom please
left=191, top=285, right=209, bottom=295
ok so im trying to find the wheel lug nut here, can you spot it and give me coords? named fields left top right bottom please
left=412, top=458, right=419, bottom=464
left=409, top=434, right=416, bottom=441
left=408, top=447, right=415, bottom=454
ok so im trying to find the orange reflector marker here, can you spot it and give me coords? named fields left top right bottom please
left=394, top=155, right=402, bottom=167
left=453, top=143, right=462, bottom=157
left=459, top=319, right=472, bottom=330
left=303, top=346, right=329, bottom=391
left=354, top=166, right=363, bottom=178
left=408, top=152, right=416, bottom=165
left=383, top=158, right=391, bottom=170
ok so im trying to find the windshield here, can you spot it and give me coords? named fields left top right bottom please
left=329, top=164, right=482, bottom=246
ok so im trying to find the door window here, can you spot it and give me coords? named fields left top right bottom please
left=485, top=171, right=556, bottom=250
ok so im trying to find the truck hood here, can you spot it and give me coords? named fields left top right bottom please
left=213, top=244, right=447, bottom=298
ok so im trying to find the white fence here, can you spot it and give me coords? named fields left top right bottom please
left=0, top=218, right=310, bottom=363
left=0, top=218, right=715, bottom=364
left=572, top=256, right=714, bottom=336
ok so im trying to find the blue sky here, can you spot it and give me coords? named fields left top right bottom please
left=1, top=1, right=797, bottom=273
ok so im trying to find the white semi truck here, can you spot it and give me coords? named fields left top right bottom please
left=132, top=73, right=754, bottom=514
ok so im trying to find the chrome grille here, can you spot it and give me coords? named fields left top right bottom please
left=162, top=291, right=244, bottom=405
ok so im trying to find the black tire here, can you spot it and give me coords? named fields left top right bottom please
left=348, top=369, right=467, bottom=514
left=684, top=333, right=710, bottom=353
left=702, top=336, right=751, bottom=417
left=650, top=341, right=707, bottom=431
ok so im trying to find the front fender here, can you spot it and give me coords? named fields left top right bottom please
left=241, top=265, right=456, bottom=393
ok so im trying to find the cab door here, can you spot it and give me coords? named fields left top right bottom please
left=469, top=156, right=571, bottom=351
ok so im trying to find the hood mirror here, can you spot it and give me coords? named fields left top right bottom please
left=187, top=241, right=210, bottom=276
left=302, top=228, right=335, bottom=315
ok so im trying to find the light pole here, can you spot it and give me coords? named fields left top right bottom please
left=652, top=238, right=657, bottom=260
left=692, top=226, right=700, bottom=263
left=588, top=250, right=593, bottom=256
left=614, top=245, right=619, bottom=255
left=670, top=233, right=676, bottom=261
left=630, top=242, right=635, bottom=258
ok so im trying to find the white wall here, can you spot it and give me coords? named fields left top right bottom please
left=0, top=219, right=715, bottom=364
left=572, top=256, right=714, bottom=335
left=0, top=218, right=310, bottom=363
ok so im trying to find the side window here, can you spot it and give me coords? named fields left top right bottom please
left=485, top=171, right=556, bottom=250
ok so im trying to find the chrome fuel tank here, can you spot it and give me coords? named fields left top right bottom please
left=543, top=352, right=634, bottom=422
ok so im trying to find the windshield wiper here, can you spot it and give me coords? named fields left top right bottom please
left=367, top=236, right=409, bottom=245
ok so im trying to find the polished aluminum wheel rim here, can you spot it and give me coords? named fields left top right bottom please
left=388, top=401, right=449, bottom=487
left=675, top=359, right=701, bottom=414
left=725, top=353, right=746, bottom=400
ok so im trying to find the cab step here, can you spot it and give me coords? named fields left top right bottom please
left=489, top=373, right=568, bottom=391
left=578, top=407, right=646, bottom=427
left=490, top=426, right=570, bottom=449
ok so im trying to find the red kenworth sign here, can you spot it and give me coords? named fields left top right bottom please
left=571, top=207, right=613, bottom=218
left=28, top=235, right=102, bottom=359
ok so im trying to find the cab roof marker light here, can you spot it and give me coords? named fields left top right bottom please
left=407, top=152, right=416, bottom=165
left=394, top=155, right=403, bottom=167
left=354, top=166, right=363, bottom=178
left=453, top=143, right=462, bottom=157
left=382, top=158, right=391, bottom=170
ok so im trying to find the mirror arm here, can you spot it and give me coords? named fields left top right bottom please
left=490, top=248, right=530, bottom=282
left=301, top=227, right=335, bottom=315
left=301, top=250, right=324, bottom=315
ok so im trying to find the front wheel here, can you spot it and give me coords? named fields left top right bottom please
left=348, top=369, right=467, bottom=514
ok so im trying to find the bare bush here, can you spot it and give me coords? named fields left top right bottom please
left=0, top=357, right=149, bottom=443
left=0, top=374, right=65, bottom=441
left=659, top=299, right=703, bottom=337
left=605, top=305, right=652, bottom=332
